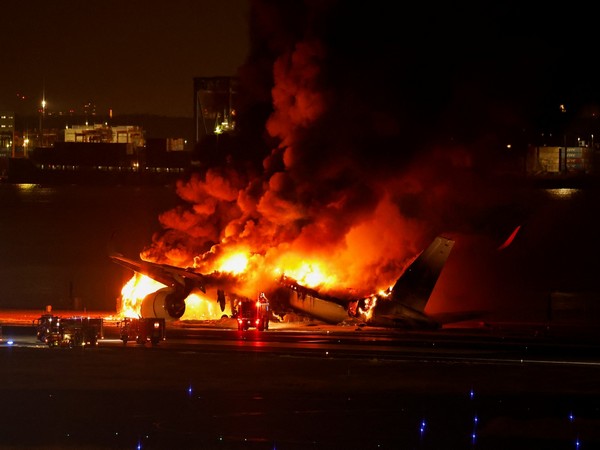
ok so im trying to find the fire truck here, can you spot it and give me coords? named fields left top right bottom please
left=117, top=317, right=166, bottom=346
left=236, top=293, right=270, bottom=331
left=34, top=314, right=103, bottom=348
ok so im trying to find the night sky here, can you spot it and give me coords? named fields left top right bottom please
left=1, top=1, right=597, bottom=125
left=0, top=0, right=250, bottom=117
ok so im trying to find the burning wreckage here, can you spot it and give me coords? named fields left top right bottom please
left=110, top=235, right=458, bottom=330
left=102, top=1, right=524, bottom=331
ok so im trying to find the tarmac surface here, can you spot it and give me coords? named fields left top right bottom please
left=1, top=310, right=600, bottom=449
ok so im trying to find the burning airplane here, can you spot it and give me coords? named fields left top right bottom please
left=109, top=2, right=529, bottom=326
left=110, top=235, right=456, bottom=329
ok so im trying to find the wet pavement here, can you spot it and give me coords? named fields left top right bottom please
left=1, top=319, right=600, bottom=449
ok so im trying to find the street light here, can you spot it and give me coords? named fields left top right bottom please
left=39, top=98, right=46, bottom=147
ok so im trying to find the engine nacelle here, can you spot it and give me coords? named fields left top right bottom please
left=140, top=287, right=186, bottom=321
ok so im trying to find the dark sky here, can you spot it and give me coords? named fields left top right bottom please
left=0, top=0, right=250, bottom=117
left=2, top=1, right=598, bottom=125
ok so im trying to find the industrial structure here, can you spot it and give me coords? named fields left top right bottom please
left=193, top=76, right=239, bottom=144
left=2, top=114, right=191, bottom=184
left=64, top=124, right=144, bottom=149
left=1, top=76, right=239, bottom=183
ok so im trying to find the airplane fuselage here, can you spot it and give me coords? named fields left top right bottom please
left=288, top=289, right=352, bottom=324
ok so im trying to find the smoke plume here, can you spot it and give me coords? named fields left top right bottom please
left=141, top=1, right=535, bottom=309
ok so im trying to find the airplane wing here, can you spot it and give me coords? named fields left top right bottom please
left=110, top=253, right=208, bottom=293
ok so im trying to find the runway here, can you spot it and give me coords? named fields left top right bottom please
left=2, top=310, right=600, bottom=449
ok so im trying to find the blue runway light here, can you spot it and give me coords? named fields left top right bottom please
left=569, top=411, right=575, bottom=422
left=470, top=388, right=475, bottom=400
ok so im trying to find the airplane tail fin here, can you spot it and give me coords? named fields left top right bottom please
left=389, top=236, right=454, bottom=313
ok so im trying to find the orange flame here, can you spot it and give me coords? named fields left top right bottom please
left=217, top=251, right=248, bottom=274
left=118, top=274, right=234, bottom=321
left=119, top=273, right=165, bottom=318
left=181, top=291, right=233, bottom=320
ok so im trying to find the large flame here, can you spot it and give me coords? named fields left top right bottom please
left=119, top=273, right=165, bottom=318
left=216, top=251, right=248, bottom=274
left=118, top=252, right=245, bottom=319
left=182, top=291, right=234, bottom=320
left=117, top=247, right=350, bottom=319
left=118, top=274, right=236, bottom=320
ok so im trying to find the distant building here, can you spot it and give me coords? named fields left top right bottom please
left=526, top=145, right=595, bottom=175
left=193, top=76, right=239, bottom=144
left=0, top=111, right=14, bottom=157
left=64, top=124, right=145, bottom=154
left=5, top=120, right=192, bottom=184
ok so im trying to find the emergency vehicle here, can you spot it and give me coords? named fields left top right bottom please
left=117, top=317, right=166, bottom=346
left=34, top=314, right=103, bottom=348
left=236, top=293, right=270, bottom=331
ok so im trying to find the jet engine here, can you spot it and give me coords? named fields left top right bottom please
left=139, top=287, right=186, bottom=320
